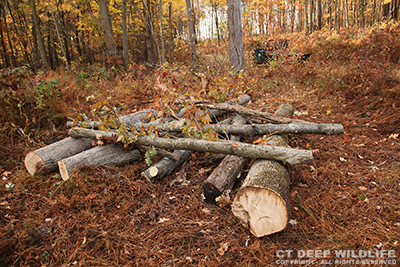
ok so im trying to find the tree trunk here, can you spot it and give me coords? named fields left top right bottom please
left=232, top=104, right=294, bottom=238
left=58, top=144, right=141, bottom=181
left=168, top=1, right=173, bottom=60
left=317, top=0, right=322, bottom=29
left=228, top=0, right=245, bottom=72
left=0, top=4, right=10, bottom=68
left=304, top=0, right=309, bottom=35
left=98, top=0, right=117, bottom=58
left=203, top=115, right=248, bottom=205
left=160, top=0, right=165, bottom=65
left=122, top=0, right=129, bottom=71
left=30, top=0, right=50, bottom=70
left=69, top=128, right=314, bottom=166
left=185, top=0, right=197, bottom=68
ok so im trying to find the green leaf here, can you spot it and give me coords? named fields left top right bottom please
left=145, top=146, right=158, bottom=166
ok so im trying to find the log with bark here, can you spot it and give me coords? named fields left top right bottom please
left=66, top=108, right=158, bottom=129
left=25, top=109, right=157, bottom=176
left=58, top=144, right=141, bottom=181
left=127, top=121, right=344, bottom=136
left=231, top=104, right=295, bottom=238
left=202, top=114, right=249, bottom=204
left=69, top=128, right=314, bottom=165
left=196, top=102, right=311, bottom=124
left=24, top=137, right=94, bottom=176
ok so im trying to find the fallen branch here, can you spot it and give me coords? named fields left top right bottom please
left=69, top=128, right=314, bottom=165
left=128, top=121, right=344, bottom=136
left=195, top=102, right=311, bottom=124
left=67, top=108, right=158, bottom=129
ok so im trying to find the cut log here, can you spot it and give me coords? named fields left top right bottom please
left=24, top=137, right=93, bottom=176
left=231, top=104, right=295, bottom=238
left=66, top=108, right=158, bottom=129
left=141, top=150, right=193, bottom=183
left=203, top=115, right=248, bottom=204
left=69, top=128, right=314, bottom=165
left=58, top=144, right=141, bottom=180
left=196, top=102, right=310, bottom=124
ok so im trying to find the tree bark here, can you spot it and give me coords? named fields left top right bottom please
left=228, top=0, right=245, bottom=72
left=122, top=0, right=129, bottom=71
left=30, top=0, right=50, bottom=70
left=25, top=137, right=94, bottom=176
left=69, top=128, right=314, bottom=166
left=125, top=121, right=344, bottom=137
left=58, top=144, right=141, bottom=180
left=66, top=109, right=158, bottom=129
left=231, top=104, right=294, bottom=238
left=203, top=115, right=248, bottom=204
left=185, top=0, right=197, bottom=68
left=195, top=102, right=311, bottom=124
left=98, top=0, right=117, bottom=58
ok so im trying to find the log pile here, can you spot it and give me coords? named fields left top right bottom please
left=24, top=94, right=345, bottom=237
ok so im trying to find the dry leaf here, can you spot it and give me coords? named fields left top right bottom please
left=215, top=195, right=231, bottom=207
left=217, top=242, right=229, bottom=256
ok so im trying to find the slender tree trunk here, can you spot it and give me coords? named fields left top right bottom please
left=160, top=0, right=165, bottom=65
left=304, top=0, right=309, bottom=34
left=360, top=0, right=365, bottom=28
left=344, top=0, right=349, bottom=27
left=122, top=0, right=129, bottom=71
left=310, top=0, right=315, bottom=33
left=185, top=0, right=197, bottom=69
left=98, top=0, right=117, bottom=59
left=168, top=1, right=173, bottom=60
left=30, top=0, right=50, bottom=70
left=317, top=0, right=322, bottom=29
left=0, top=4, right=10, bottom=68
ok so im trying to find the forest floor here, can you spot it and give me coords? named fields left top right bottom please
left=1, top=25, right=400, bottom=266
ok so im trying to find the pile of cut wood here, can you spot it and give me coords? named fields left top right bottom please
left=24, top=95, right=344, bottom=237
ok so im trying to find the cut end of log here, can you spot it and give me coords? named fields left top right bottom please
left=24, top=151, right=44, bottom=176
left=232, top=186, right=288, bottom=238
left=58, top=160, right=69, bottom=181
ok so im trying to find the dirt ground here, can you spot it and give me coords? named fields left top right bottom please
left=1, top=35, right=400, bottom=266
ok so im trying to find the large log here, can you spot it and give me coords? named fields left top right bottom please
left=69, top=128, right=313, bottom=165
left=58, top=144, right=141, bottom=180
left=24, top=137, right=94, bottom=176
left=231, top=104, right=295, bottom=238
left=202, top=115, right=248, bottom=204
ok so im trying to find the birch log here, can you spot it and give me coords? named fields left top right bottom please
left=69, top=128, right=313, bottom=165
left=202, top=115, right=248, bottom=204
left=231, top=104, right=295, bottom=237
left=58, top=144, right=140, bottom=180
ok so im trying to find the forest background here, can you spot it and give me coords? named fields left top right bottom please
left=1, top=0, right=400, bottom=266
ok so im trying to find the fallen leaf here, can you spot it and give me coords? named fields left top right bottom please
left=217, top=242, right=229, bottom=256
left=358, top=186, right=367, bottom=191
left=389, top=133, right=399, bottom=139
left=216, top=195, right=231, bottom=207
